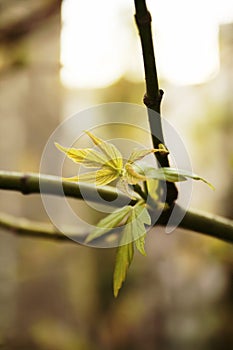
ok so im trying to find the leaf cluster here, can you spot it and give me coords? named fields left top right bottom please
left=56, top=131, right=213, bottom=296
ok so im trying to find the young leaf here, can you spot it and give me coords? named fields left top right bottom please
left=113, top=204, right=150, bottom=297
left=135, top=234, right=146, bottom=256
left=127, top=148, right=167, bottom=164
left=55, top=142, right=108, bottom=168
left=130, top=206, right=150, bottom=242
left=162, top=168, right=215, bottom=189
left=85, top=206, right=131, bottom=243
left=146, top=167, right=214, bottom=189
left=134, top=205, right=151, bottom=226
left=113, top=241, right=134, bottom=298
left=146, top=179, right=159, bottom=201
left=117, top=178, right=139, bottom=199
left=124, top=163, right=147, bottom=184
left=85, top=131, right=123, bottom=170
left=143, top=166, right=186, bottom=182
left=62, top=167, right=119, bottom=186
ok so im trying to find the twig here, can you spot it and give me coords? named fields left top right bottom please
left=134, top=0, right=178, bottom=205
left=0, top=171, right=233, bottom=243
left=0, top=212, right=74, bottom=242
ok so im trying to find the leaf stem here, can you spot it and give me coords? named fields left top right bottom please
left=133, top=183, right=147, bottom=201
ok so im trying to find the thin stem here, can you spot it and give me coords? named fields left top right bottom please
left=134, top=0, right=178, bottom=205
left=133, top=183, right=147, bottom=201
left=134, top=0, right=159, bottom=103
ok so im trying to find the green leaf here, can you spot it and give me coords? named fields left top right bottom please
left=118, top=205, right=150, bottom=245
left=62, top=167, right=119, bottom=186
left=127, top=145, right=169, bottom=164
left=113, top=241, right=134, bottom=298
left=146, top=179, right=159, bottom=201
left=55, top=142, right=109, bottom=168
left=162, top=168, right=215, bottom=189
left=113, top=204, right=150, bottom=297
left=144, top=166, right=214, bottom=189
left=85, top=131, right=123, bottom=171
left=135, top=234, right=146, bottom=256
left=134, top=205, right=151, bottom=225
left=144, top=166, right=186, bottom=182
left=117, top=178, right=140, bottom=199
left=85, top=206, right=131, bottom=243
left=124, top=163, right=147, bottom=184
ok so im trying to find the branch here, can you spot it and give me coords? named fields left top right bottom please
left=174, top=205, right=233, bottom=244
left=0, top=212, right=73, bottom=242
left=1, top=207, right=233, bottom=244
left=134, top=0, right=178, bottom=205
left=0, top=171, right=233, bottom=243
left=0, top=171, right=129, bottom=205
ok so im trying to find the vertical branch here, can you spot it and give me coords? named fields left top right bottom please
left=134, top=0, right=160, bottom=107
left=134, top=0, right=178, bottom=205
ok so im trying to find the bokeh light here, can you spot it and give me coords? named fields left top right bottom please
left=61, top=0, right=233, bottom=87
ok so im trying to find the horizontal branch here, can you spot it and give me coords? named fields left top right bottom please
left=174, top=206, right=233, bottom=243
left=0, top=171, right=233, bottom=243
left=1, top=207, right=232, bottom=244
left=0, top=212, right=73, bottom=242
left=0, top=171, right=130, bottom=205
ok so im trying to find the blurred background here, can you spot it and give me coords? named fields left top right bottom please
left=0, top=0, right=232, bottom=349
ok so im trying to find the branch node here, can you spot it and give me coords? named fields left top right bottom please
left=135, top=11, right=152, bottom=26
left=20, top=174, right=30, bottom=195
left=143, top=89, right=164, bottom=110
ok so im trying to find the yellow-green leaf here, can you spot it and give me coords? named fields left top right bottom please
left=129, top=206, right=150, bottom=242
left=144, top=167, right=187, bottom=182
left=113, top=205, right=150, bottom=297
left=161, top=168, right=214, bottom=190
left=146, top=179, right=159, bottom=201
left=85, top=131, right=123, bottom=170
left=128, top=147, right=168, bottom=164
left=124, top=163, right=147, bottom=185
left=63, top=167, right=119, bottom=186
left=117, top=178, right=139, bottom=199
left=85, top=206, right=131, bottom=243
left=146, top=167, right=214, bottom=189
left=55, top=142, right=109, bottom=168
left=135, top=234, right=146, bottom=256
left=113, top=241, right=134, bottom=298
left=134, top=205, right=151, bottom=226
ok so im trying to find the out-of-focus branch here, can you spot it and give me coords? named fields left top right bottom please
left=1, top=206, right=233, bottom=244
left=0, top=212, right=74, bottom=242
